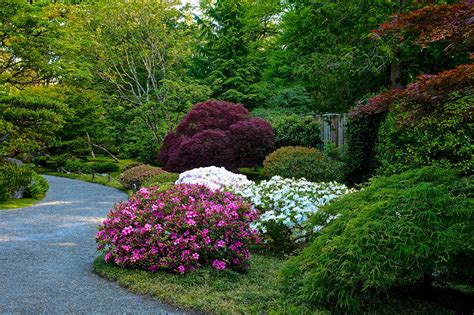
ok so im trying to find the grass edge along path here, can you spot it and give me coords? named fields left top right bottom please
left=40, top=171, right=126, bottom=192
left=93, top=253, right=317, bottom=314
left=0, top=197, right=41, bottom=210
left=93, top=253, right=459, bottom=314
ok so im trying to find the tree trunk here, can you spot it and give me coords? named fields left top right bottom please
left=86, top=132, right=96, bottom=159
left=91, top=144, right=120, bottom=163
left=390, top=46, right=403, bottom=88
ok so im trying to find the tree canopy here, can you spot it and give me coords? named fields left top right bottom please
left=0, top=0, right=471, bottom=164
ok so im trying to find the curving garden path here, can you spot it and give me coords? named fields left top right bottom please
left=0, top=175, right=183, bottom=314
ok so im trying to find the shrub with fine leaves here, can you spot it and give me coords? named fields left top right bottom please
left=281, top=166, right=474, bottom=311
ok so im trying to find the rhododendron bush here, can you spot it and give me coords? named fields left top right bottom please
left=175, top=166, right=252, bottom=191
left=228, top=176, right=356, bottom=247
left=96, top=185, right=260, bottom=273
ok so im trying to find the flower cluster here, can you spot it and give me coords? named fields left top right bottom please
left=96, top=184, right=260, bottom=274
left=228, top=176, right=356, bottom=242
left=175, top=166, right=252, bottom=191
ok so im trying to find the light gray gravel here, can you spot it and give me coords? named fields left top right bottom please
left=0, top=175, right=184, bottom=315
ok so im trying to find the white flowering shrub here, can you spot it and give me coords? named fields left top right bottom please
left=228, top=176, right=356, bottom=245
left=175, top=166, right=252, bottom=191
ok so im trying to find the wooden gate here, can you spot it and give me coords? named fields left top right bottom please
left=314, top=114, right=347, bottom=147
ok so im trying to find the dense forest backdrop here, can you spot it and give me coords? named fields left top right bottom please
left=0, top=0, right=470, bottom=163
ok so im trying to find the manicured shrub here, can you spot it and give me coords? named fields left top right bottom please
left=281, top=166, right=474, bottom=312
left=118, top=164, right=167, bottom=189
left=159, top=100, right=274, bottom=172
left=273, top=115, right=321, bottom=148
left=0, top=162, right=33, bottom=201
left=90, top=162, right=120, bottom=173
left=64, top=160, right=91, bottom=173
left=96, top=185, right=260, bottom=273
left=263, top=146, right=345, bottom=183
left=44, top=154, right=69, bottom=170
left=176, top=166, right=252, bottom=191
left=25, top=173, right=49, bottom=199
left=229, top=176, right=355, bottom=250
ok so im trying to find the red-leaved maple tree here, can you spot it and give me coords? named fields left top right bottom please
left=373, top=2, right=473, bottom=52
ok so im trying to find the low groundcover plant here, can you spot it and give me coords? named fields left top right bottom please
left=96, top=184, right=260, bottom=274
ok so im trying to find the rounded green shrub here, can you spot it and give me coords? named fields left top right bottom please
left=43, top=154, right=69, bottom=170
left=64, top=160, right=91, bottom=173
left=25, top=173, right=49, bottom=199
left=90, top=162, right=120, bottom=173
left=0, top=162, right=33, bottom=201
left=281, top=166, right=474, bottom=312
left=143, top=172, right=179, bottom=193
left=263, top=146, right=344, bottom=183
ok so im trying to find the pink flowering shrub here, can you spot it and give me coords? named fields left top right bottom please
left=96, top=184, right=260, bottom=274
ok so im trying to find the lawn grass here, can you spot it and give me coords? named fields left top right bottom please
left=93, top=253, right=318, bottom=314
left=41, top=171, right=126, bottom=192
left=36, top=156, right=139, bottom=192
left=0, top=198, right=40, bottom=210
left=93, top=252, right=459, bottom=314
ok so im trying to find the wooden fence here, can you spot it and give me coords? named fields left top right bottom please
left=314, top=113, right=347, bottom=148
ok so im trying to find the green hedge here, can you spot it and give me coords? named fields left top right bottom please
left=90, top=162, right=120, bottom=173
left=281, top=166, right=474, bottom=311
left=64, top=160, right=91, bottom=173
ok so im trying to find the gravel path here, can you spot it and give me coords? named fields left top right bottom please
left=0, top=175, right=183, bottom=314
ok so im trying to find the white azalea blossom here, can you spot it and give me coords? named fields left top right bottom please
left=228, top=176, right=357, bottom=241
left=176, top=166, right=252, bottom=191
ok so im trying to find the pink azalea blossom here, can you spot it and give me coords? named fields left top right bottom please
left=212, top=259, right=226, bottom=270
left=96, top=184, right=260, bottom=274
